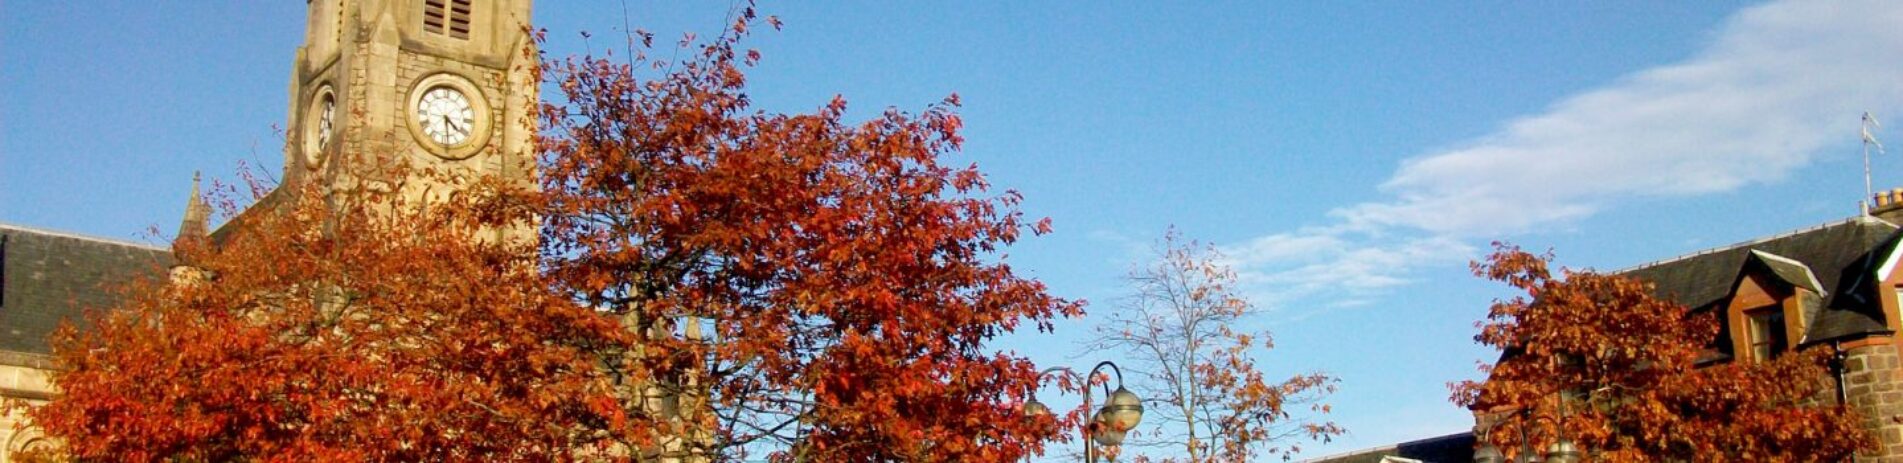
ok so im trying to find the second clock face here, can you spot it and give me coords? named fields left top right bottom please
left=301, top=86, right=336, bottom=168
left=416, top=86, right=475, bottom=146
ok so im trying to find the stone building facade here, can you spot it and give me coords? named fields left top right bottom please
left=0, top=225, right=172, bottom=459
left=1468, top=194, right=1903, bottom=462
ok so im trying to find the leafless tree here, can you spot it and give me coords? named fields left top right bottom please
left=1086, top=230, right=1343, bottom=462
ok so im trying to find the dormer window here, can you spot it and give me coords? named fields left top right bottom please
left=423, top=0, right=472, bottom=39
left=1718, top=250, right=1824, bottom=363
left=1746, top=306, right=1787, bottom=360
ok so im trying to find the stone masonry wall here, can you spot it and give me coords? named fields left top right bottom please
left=1845, top=343, right=1903, bottom=462
left=0, top=357, right=58, bottom=462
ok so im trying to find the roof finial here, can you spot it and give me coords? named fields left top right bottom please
left=175, top=171, right=211, bottom=248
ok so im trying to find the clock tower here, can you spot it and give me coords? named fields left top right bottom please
left=281, top=0, right=536, bottom=197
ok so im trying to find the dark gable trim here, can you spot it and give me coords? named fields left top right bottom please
left=0, top=351, right=55, bottom=370
left=1748, top=250, right=1825, bottom=295
left=0, top=387, right=52, bottom=402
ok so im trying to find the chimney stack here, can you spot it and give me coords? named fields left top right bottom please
left=1872, top=188, right=1903, bottom=224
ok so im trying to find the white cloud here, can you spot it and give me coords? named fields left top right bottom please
left=1230, top=0, right=1903, bottom=309
left=1224, top=231, right=1474, bottom=311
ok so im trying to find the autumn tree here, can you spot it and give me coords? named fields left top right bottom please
left=1452, top=244, right=1872, bottom=462
left=1085, top=231, right=1341, bottom=462
left=20, top=175, right=641, bottom=462
left=24, top=5, right=1077, bottom=461
left=531, top=6, right=1079, bottom=461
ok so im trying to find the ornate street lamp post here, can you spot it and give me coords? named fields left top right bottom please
left=1473, top=398, right=1579, bottom=463
left=1022, top=361, right=1145, bottom=462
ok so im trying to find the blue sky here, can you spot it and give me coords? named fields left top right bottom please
left=5, top=1, right=1903, bottom=459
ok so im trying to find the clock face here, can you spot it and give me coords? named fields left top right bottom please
left=302, top=86, right=336, bottom=168
left=416, top=86, right=475, bottom=146
left=404, top=74, right=491, bottom=160
left=316, top=95, right=335, bottom=149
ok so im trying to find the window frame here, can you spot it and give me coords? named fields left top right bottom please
left=1745, top=305, right=1787, bottom=361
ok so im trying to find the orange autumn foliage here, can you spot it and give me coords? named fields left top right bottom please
left=26, top=6, right=1080, bottom=461
left=23, top=180, right=638, bottom=462
left=530, top=7, right=1080, bottom=460
left=1452, top=244, right=1872, bottom=462
left=529, top=9, right=1080, bottom=461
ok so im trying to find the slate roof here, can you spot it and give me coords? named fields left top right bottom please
left=1299, top=432, right=1475, bottom=463
left=0, top=224, right=171, bottom=355
left=1618, top=216, right=1901, bottom=346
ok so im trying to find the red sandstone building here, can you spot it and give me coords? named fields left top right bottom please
left=1305, top=195, right=1903, bottom=463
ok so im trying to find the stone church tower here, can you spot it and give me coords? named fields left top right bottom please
left=280, top=0, right=537, bottom=201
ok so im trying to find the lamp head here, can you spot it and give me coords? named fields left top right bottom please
left=1090, top=411, right=1132, bottom=446
left=1100, top=386, right=1144, bottom=432
left=1473, top=444, right=1505, bottom=463
left=1544, top=440, right=1581, bottom=463
left=1022, top=397, right=1052, bottom=418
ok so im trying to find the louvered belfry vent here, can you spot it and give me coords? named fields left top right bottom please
left=423, top=0, right=472, bottom=39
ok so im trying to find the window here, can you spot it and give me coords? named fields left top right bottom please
left=423, top=0, right=472, bottom=39
left=1747, top=307, right=1787, bottom=360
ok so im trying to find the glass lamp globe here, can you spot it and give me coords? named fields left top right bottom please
left=1473, top=444, right=1505, bottom=463
left=1101, top=386, right=1144, bottom=432
left=1090, top=411, right=1131, bottom=446
left=1023, top=398, right=1052, bottom=418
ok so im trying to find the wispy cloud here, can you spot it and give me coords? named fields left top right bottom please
left=1227, top=0, right=1903, bottom=310
left=1225, top=230, right=1474, bottom=312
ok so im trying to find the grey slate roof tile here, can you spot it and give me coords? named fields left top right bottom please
left=1618, top=217, right=1900, bottom=345
left=0, top=224, right=171, bottom=355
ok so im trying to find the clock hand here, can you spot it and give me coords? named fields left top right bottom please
left=436, top=115, right=454, bottom=139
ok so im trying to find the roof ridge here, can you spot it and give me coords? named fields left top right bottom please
left=1295, top=432, right=1470, bottom=463
left=1613, top=216, right=1895, bottom=274
left=0, top=222, right=169, bottom=251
